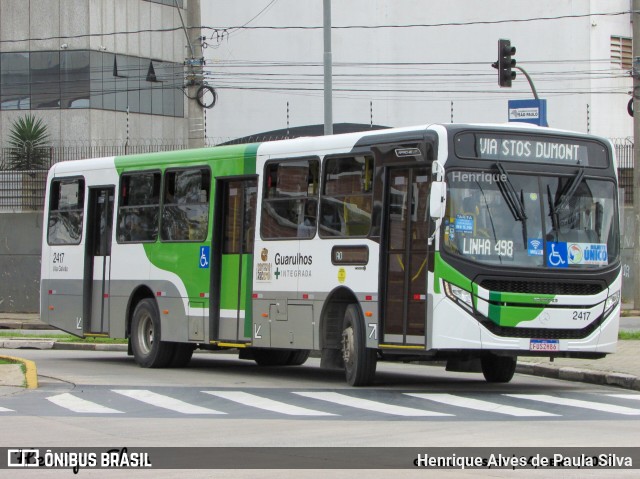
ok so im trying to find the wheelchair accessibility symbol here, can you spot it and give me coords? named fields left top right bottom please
left=199, top=246, right=210, bottom=269
left=546, top=241, right=568, bottom=268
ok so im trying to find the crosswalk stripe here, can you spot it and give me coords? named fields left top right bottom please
left=294, top=392, right=452, bottom=417
left=204, top=391, right=336, bottom=416
left=47, top=393, right=123, bottom=414
left=505, top=394, right=640, bottom=416
left=406, top=393, right=558, bottom=417
left=112, top=389, right=225, bottom=415
left=608, top=394, right=640, bottom=402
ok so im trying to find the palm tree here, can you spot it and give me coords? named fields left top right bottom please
left=5, top=114, right=50, bottom=170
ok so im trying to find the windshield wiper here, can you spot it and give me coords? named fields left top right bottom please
left=495, top=163, right=528, bottom=245
left=547, top=184, right=559, bottom=237
left=553, top=168, right=585, bottom=215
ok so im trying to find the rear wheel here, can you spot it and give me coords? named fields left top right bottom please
left=286, top=349, right=310, bottom=366
left=342, top=304, right=376, bottom=386
left=252, top=349, right=292, bottom=366
left=130, top=299, right=175, bottom=368
left=481, top=354, right=517, bottom=383
left=169, top=343, right=195, bottom=368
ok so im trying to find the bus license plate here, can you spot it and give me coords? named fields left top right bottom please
left=529, top=339, right=560, bottom=351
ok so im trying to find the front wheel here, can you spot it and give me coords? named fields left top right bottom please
left=481, top=354, right=517, bottom=383
left=130, top=299, right=175, bottom=368
left=342, top=304, right=377, bottom=386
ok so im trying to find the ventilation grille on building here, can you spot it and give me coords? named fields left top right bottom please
left=611, top=35, right=632, bottom=70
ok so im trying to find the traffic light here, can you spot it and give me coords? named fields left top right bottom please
left=498, top=39, right=516, bottom=87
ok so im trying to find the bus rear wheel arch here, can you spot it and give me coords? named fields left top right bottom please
left=130, top=298, right=176, bottom=368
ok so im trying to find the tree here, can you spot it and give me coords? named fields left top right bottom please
left=5, top=114, right=50, bottom=170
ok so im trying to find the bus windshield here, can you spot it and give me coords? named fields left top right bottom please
left=442, top=169, right=619, bottom=269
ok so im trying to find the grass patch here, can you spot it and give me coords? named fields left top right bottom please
left=618, top=331, right=640, bottom=340
left=0, top=358, right=20, bottom=365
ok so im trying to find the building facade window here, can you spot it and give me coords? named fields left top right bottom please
left=0, top=52, right=30, bottom=110
left=0, top=50, right=185, bottom=117
left=611, top=35, right=632, bottom=70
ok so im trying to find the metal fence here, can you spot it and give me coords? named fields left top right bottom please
left=0, top=140, right=636, bottom=211
left=615, top=142, right=633, bottom=206
left=0, top=144, right=187, bottom=211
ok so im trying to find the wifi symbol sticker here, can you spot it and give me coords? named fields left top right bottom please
left=528, top=238, right=544, bottom=256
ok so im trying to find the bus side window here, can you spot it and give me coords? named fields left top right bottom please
left=116, top=171, right=160, bottom=243
left=261, top=158, right=320, bottom=240
left=47, top=178, right=85, bottom=245
left=320, top=155, right=373, bottom=238
left=161, top=167, right=211, bottom=242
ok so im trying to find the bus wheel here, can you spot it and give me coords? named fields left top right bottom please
left=169, top=343, right=195, bottom=368
left=130, top=299, right=175, bottom=368
left=252, top=349, right=292, bottom=366
left=341, top=304, right=376, bottom=386
left=481, top=354, right=517, bottom=383
left=286, top=350, right=310, bottom=366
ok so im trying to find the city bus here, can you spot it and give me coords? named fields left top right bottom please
left=40, top=123, right=621, bottom=386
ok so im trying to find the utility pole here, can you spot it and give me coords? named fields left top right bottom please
left=323, top=0, right=333, bottom=135
left=634, top=0, right=640, bottom=308
left=185, top=0, right=205, bottom=148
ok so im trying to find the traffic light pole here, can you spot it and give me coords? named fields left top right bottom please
left=514, top=66, right=539, bottom=100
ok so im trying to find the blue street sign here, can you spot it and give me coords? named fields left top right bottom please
left=508, top=99, right=548, bottom=127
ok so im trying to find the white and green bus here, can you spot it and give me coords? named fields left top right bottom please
left=41, top=123, right=621, bottom=386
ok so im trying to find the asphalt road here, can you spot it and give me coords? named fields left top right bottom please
left=2, top=349, right=639, bottom=478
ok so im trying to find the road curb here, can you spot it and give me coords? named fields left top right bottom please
left=0, top=354, right=38, bottom=389
left=516, top=362, right=640, bottom=391
left=52, top=342, right=127, bottom=352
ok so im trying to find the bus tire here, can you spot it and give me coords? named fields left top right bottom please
left=481, top=354, right=517, bottom=383
left=286, top=350, right=310, bottom=366
left=130, top=299, right=175, bottom=368
left=252, top=349, right=292, bottom=366
left=342, top=304, right=376, bottom=386
left=169, top=343, right=195, bottom=368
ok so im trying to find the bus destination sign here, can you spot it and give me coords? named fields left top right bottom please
left=475, top=136, right=587, bottom=163
left=454, top=132, right=606, bottom=167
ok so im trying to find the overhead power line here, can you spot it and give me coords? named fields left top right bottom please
left=0, top=10, right=630, bottom=44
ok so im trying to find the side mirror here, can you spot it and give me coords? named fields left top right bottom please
left=430, top=181, right=446, bottom=220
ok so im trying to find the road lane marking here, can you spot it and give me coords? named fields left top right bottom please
left=47, top=393, right=122, bottom=414
left=0, top=406, right=14, bottom=412
left=505, top=394, right=640, bottom=416
left=113, top=389, right=225, bottom=415
left=293, top=392, right=452, bottom=417
left=203, top=391, right=336, bottom=416
left=406, top=393, right=558, bottom=417
left=608, top=394, right=640, bottom=401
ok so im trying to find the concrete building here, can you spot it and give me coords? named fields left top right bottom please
left=203, top=0, right=633, bottom=142
left=0, top=0, right=204, bottom=147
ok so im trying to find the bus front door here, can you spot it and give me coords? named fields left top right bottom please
left=84, top=187, right=114, bottom=335
left=213, top=178, right=258, bottom=342
left=382, top=167, right=430, bottom=345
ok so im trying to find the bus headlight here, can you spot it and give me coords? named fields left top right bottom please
left=443, top=281, right=473, bottom=311
left=604, top=290, right=620, bottom=317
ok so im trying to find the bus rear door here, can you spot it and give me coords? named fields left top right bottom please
left=212, top=178, right=258, bottom=343
left=83, top=186, right=115, bottom=335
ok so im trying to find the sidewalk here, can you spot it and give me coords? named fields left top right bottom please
left=1, top=313, right=640, bottom=390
